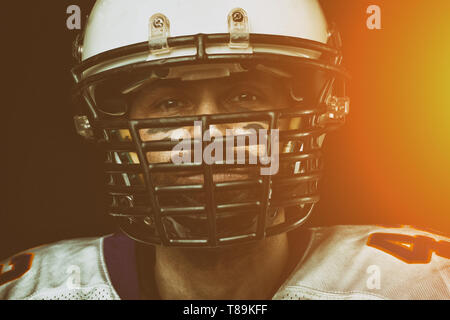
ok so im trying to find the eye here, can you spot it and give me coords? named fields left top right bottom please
left=230, top=92, right=259, bottom=103
left=223, top=87, right=273, bottom=112
left=154, top=98, right=187, bottom=113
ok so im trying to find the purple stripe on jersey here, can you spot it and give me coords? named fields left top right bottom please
left=103, top=233, right=140, bottom=300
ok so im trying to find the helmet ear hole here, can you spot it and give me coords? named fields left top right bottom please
left=89, top=73, right=157, bottom=117
left=91, top=82, right=131, bottom=116
left=97, top=97, right=128, bottom=116
left=289, top=68, right=331, bottom=107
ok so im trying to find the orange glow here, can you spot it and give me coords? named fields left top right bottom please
left=315, top=1, right=450, bottom=233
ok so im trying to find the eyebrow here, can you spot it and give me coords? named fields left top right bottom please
left=135, top=71, right=281, bottom=96
left=145, top=122, right=266, bottom=136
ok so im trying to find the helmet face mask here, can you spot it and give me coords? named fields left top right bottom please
left=72, top=0, right=350, bottom=248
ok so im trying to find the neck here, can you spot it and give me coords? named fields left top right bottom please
left=153, top=233, right=290, bottom=300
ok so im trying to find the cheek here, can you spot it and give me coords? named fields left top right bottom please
left=227, top=122, right=271, bottom=158
left=147, top=151, right=173, bottom=164
left=140, top=128, right=193, bottom=164
left=139, top=127, right=193, bottom=142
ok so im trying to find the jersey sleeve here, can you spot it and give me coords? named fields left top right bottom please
left=274, top=225, right=450, bottom=300
left=0, top=237, right=120, bottom=300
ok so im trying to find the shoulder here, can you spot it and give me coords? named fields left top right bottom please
left=0, top=236, right=120, bottom=300
left=275, top=225, right=450, bottom=300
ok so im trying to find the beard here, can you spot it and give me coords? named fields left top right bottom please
left=150, top=166, right=276, bottom=240
left=156, top=234, right=269, bottom=271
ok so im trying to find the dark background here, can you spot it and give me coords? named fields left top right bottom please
left=2, top=1, right=449, bottom=260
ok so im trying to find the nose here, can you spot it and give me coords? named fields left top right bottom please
left=192, top=88, right=228, bottom=137
left=196, top=89, right=220, bottom=115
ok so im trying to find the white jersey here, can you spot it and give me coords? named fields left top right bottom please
left=274, top=225, right=450, bottom=299
left=1, top=225, right=449, bottom=300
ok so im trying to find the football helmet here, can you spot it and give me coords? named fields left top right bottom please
left=71, top=0, right=350, bottom=247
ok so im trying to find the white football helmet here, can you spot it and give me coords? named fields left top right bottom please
left=72, top=0, right=350, bottom=247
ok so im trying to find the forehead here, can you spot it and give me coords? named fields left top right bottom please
left=132, top=67, right=289, bottom=96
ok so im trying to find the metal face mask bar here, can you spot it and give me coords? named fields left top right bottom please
left=71, top=14, right=350, bottom=247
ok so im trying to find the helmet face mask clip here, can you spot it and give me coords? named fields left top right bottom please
left=71, top=0, right=350, bottom=248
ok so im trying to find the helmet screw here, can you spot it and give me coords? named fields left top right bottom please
left=153, top=17, right=164, bottom=28
left=232, top=11, right=244, bottom=22
left=144, top=216, right=154, bottom=227
left=118, top=196, right=134, bottom=208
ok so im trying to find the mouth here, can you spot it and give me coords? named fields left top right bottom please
left=152, top=166, right=259, bottom=187
left=152, top=167, right=262, bottom=219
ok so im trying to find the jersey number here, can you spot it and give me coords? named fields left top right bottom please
left=0, top=253, right=34, bottom=286
left=367, top=233, right=450, bottom=264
